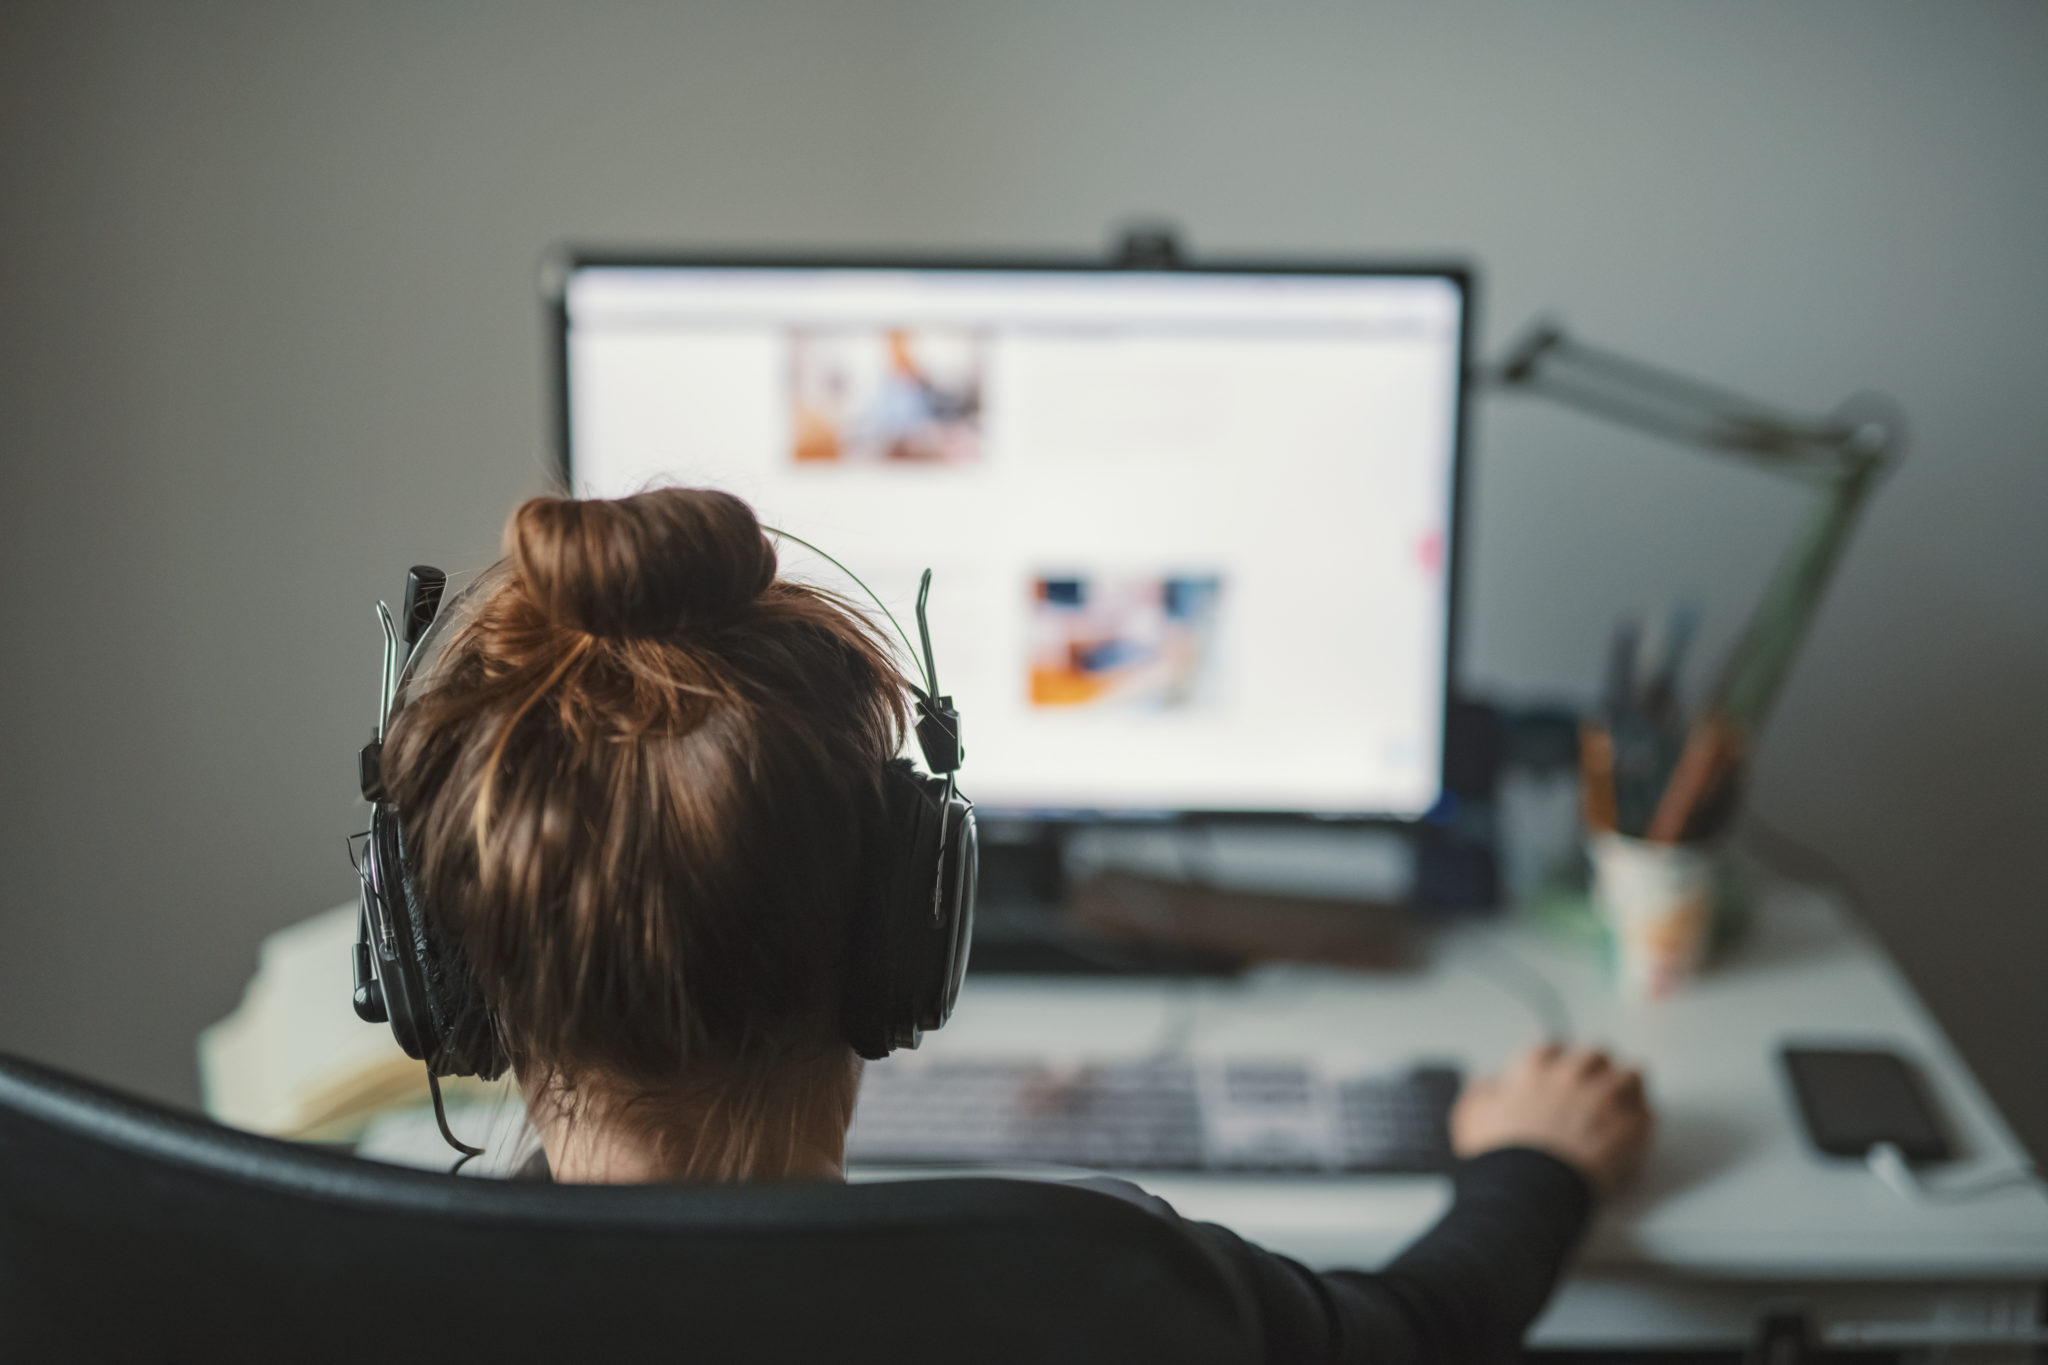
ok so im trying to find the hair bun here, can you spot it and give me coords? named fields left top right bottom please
left=506, top=488, right=777, bottom=638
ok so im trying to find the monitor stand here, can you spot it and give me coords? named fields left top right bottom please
left=967, top=828, right=1244, bottom=977
left=965, top=826, right=1420, bottom=977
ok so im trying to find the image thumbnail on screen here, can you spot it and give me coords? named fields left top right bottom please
left=789, top=328, right=984, bottom=466
left=1028, top=574, right=1224, bottom=712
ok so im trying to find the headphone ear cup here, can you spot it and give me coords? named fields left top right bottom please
left=370, top=805, right=506, bottom=1080
left=843, top=763, right=925, bottom=1060
left=933, top=791, right=977, bottom=1024
left=368, top=806, right=434, bottom=1063
left=843, top=761, right=977, bottom=1060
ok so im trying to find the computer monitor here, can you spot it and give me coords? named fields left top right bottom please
left=552, top=253, right=1470, bottom=820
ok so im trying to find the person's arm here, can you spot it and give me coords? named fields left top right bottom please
left=1121, top=1045, right=1653, bottom=1364
left=1179, top=1145, right=1589, bottom=1364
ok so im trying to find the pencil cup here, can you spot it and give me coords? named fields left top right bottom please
left=1589, top=832, right=1727, bottom=1000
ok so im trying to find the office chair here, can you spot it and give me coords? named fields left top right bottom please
left=0, top=1053, right=1259, bottom=1364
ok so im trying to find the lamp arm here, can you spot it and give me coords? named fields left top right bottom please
left=1492, top=322, right=1887, bottom=478
left=1710, top=453, right=1886, bottom=730
left=1490, top=320, right=1904, bottom=737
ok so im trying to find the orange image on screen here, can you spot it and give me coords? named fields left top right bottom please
left=1027, top=575, right=1223, bottom=712
left=789, top=328, right=983, bottom=466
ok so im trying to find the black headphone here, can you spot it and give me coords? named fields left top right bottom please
left=350, top=553, right=978, bottom=1089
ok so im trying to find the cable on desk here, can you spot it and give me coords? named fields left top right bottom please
left=1058, top=828, right=1219, bottom=1064
left=1145, top=978, right=1204, bottom=1062
left=1865, top=1141, right=2043, bottom=1205
left=1448, top=932, right=1576, bottom=1046
left=1738, top=810, right=1871, bottom=915
left=1148, top=825, right=1217, bottom=1065
left=1135, top=916, right=1580, bottom=1060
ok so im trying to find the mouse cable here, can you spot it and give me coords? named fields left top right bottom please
left=1452, top=931, right=1576, bottom=1046
left=1739, top=812, right=1871, bottom=916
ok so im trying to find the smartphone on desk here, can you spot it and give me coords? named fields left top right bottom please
left=1780, top=1045, right=1952, bottom=1163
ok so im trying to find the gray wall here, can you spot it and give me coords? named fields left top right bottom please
left=4, top=2, right=2044, bottom=1154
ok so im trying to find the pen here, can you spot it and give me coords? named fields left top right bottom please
left=1581, top=721, right=1619, bottom=833
left=1647, top=710, right=1744, bottom=843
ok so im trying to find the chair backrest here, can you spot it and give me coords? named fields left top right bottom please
left=0, top=1053, right=1260, bottom=1364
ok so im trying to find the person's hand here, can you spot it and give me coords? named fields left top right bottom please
left=1450, top=1043, right=1654, bottom=1192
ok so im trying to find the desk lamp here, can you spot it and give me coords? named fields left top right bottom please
left=1490, top=324, right=1904, bottom=839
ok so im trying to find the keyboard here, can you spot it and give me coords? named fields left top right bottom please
left=847, top=1057, right=1461, bottom=1174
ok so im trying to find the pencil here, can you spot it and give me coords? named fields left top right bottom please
left=1580, top=721, right=1619, bottom=834
left=1647, top=710, right=1745, bottom=843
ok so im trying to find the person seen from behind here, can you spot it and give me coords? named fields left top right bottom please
left=380, top=486, right=1655, bottom=1363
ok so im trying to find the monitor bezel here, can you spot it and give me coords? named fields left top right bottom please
left=545, top=246, right=1476, bottom=826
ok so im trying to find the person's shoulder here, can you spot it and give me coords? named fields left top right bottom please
left=1056, top=1174, right=1181, bottom=1221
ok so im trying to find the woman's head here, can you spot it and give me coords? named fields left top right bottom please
left=381, top=487, right=908, bottom=1176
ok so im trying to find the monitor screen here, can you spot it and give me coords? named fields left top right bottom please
left=556, top=259, right=1467, bottom=818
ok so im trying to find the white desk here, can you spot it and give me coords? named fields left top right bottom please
left=870, top=877, right=2048, bottom=1351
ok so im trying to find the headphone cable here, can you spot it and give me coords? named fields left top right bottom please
left=426, top=1069, right=486, bottom=1175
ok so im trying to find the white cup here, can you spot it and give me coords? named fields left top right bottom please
left=1589, top=832, right=1723, bottom=1000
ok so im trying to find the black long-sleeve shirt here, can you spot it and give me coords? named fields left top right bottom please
left=516, top=1145, right=1591, bottom=1362
left=1077, top=1148, right=1593, bottom=1363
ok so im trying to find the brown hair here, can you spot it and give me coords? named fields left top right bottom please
left=381, top=487, right=907, bottom=1177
